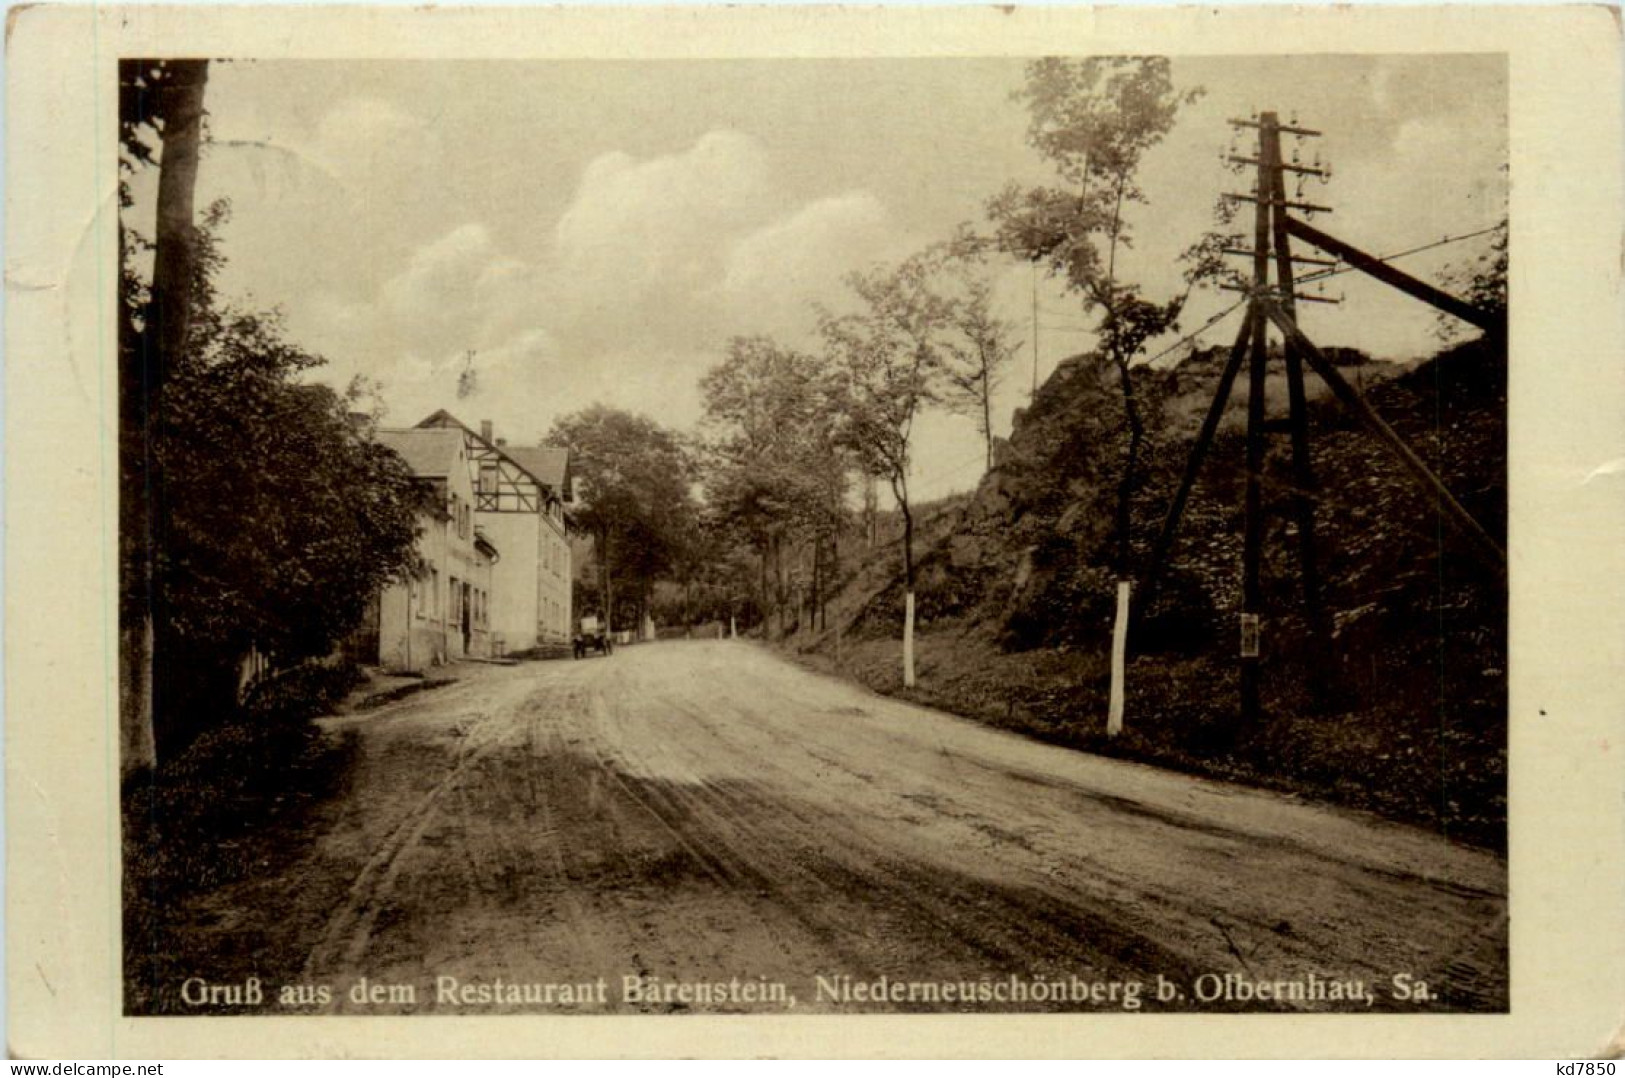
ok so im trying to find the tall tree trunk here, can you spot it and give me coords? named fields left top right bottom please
left=757, top=541, right=769, bottom=634
left=1113, top=354, right=1144, bottom=579
left=771, top=534, right=786, bottom=639
left=899, top=482, right=916, bottom=689
left=982, top=366, right=994, bottom=473
left=121, top=59, right=208, bottom=779
left=598, top=527, right=614, bottom=632
left=822, top=533, right=835, bottom=632
left=811, top=537, right=822, bottom=634
left=863, top=475, right=878, bottom=549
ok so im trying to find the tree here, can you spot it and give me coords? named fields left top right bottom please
left=821, top=251, right=952, bottom=687
left=119, top=58, right=209, bottom=776
left=699, top=336, right=848, bottom=638
left=1436, top=218, right=1508, bottom=343
left=935, top=249, right=1023, bottom=472
left=547, top=406, right=695, bottom=634
left=147, top=206, right=427, bottom=756
left=987, top=57, right=1204, bottom=578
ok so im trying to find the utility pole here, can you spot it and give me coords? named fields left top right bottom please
left=1240, top=115, right=1274, bottom=724
left=1141, top=108, right=1504, bottom=734
left=1231, top=111, right=1337, bottom=725
left=1031, top=261, right=1041, bottom=399
left=1266, top=117, right=1333, bottom=685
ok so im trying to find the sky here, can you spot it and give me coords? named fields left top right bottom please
left=127, top=54, right=1507, bottom=501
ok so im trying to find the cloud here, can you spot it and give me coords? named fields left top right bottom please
left=312, top=97, right=435, bottom=182
left=296, top=222, right=557, bottom=434
left=552, top=129, right=776, bottom=335
left=718, top=192, right=901, bottom=341
left=532, top=129, right=911, bottom=426
left=295, top=128, right=919, bottom=444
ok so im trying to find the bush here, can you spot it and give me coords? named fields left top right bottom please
left=133, top=660, right=362, bottom=847
left=240, top=661, right=364, bottom=725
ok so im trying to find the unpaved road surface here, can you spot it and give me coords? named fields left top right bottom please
left=180, top=640, right=1506, bottom=1014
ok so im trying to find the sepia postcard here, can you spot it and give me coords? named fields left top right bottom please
left=6, top=3, right=1623, bottom=1060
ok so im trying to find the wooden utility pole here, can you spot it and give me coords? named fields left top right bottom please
left=1240, top=114, right=1276, bottom=723
left=1265, top=115, right=1333, bottom=679
left=1031, top=262, right=1041, bottom=398
left=1141, top=108, right=1506, bottom=733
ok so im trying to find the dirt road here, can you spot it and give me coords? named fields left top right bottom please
left=182, top=640, right=1506, bottom=1014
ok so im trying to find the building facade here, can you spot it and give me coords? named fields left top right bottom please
left=416, top=412, right=572, bottom=652
left=369, top=428, right=499, bottom=672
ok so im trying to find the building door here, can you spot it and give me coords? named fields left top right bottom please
left=461, top=582, right=472, bottom=654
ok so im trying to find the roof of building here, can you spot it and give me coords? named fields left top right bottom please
left=502, top=446, right=571, bottom=499
left=376, top=428, right=463, bottom=479
left=413, top=410, right=571, bottom=501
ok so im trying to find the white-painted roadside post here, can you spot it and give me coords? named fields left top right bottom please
left=902, top=591, right=916, bottom=689
left=1107, top=580, right=1130, bottom=737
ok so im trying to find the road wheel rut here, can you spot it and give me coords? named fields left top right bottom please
left=182, top=640, right=1503, bottom=1014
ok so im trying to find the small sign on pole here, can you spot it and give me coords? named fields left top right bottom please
left=1240, top=613, right=1261, bottom=658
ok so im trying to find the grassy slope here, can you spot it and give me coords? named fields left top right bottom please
left=781, top=337, right=1506, bottom=851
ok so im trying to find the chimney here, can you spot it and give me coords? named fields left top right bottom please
left=495, top=438, right=507, bottom=447
left=480, top=419, right=493, bottom=443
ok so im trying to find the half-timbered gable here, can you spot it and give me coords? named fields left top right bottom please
left=414, top=411, right=573, bottom=649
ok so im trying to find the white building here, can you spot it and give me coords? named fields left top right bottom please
left=369, top=427, right=499, bottom=671
left=415, top=411, right=573, bottom=652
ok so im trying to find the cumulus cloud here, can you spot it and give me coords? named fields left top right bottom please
left=297, top=222, right=558, bottom=434
left=552, top=130, right=776, bottom=337
left=718, top=192, right=900, bottom=341
left=311, top=97, right=436, bottom=183
left=292, top=127, right=913, bottom=442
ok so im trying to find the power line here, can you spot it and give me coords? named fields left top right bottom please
left=1294, top=225, right=1502, bottom=288
left=1139, top=223, right=1501, bottom=368
left=1142, top=298, right=1250, bottom=367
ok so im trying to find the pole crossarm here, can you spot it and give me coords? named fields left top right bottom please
left=1223, top=247, right=1337, bottom=266
left=1226, top=155, right=1329, bottom=177
left=1284, top=216, right=1504, bottom=333
left=1257, top=298, right=1507, bottom=569
left=1225, top=192, right=1335, bottom=215
left=1229, top=118, right=1322, bottom=138
left=1219, top=283, right=1340, bottom=304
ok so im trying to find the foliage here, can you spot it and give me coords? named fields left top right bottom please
left=143, top=205, right=427, bottom=752
left=932, top=243, right=1025, bottom=472
left=547, top=404, right=696, bottom=628
left=1436, top=219, right=1508, bottom=342
left=699, top=335, right=850, bottom=630
left=987, top=56, right=1208, bottom=575
left=820, top=249, right=957, bottom=591
left=701, top=336, right=846, bottom=543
